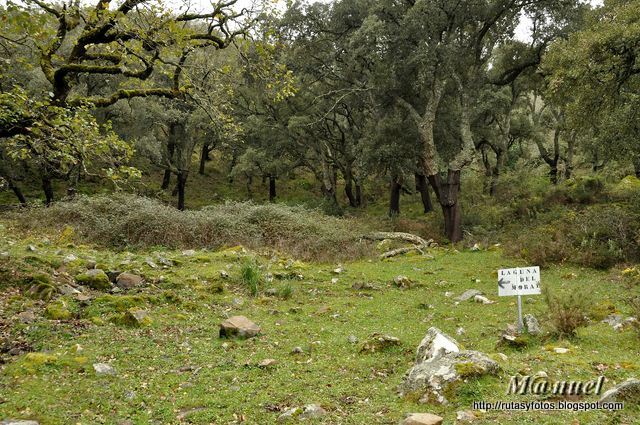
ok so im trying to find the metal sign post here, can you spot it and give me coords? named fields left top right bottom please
left=498, top=266, right=541, bottom=333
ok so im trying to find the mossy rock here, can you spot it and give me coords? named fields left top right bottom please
left=455, top=361, right=486, bottom=378
left=111, top=308, right=152, bottom=327
left=26, top=279, right=57, bottom=301
left=45, top=300, right=72, bottom=320
left=75, top=269, right=111, bottom=291
left=589, top=300, right=617, bottom=321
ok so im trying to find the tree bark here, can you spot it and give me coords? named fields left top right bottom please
left=389, top=174, right=402, bottom=217
left=269, top=175, right=276, bottom=202
left=162, top=130, right=176, bottom=190
left=633, top=157, right=640, bottom=178
left=428, top=170, right=462, bottom=243
left=355, top=182, right=362, bottom=207
left=490, top=149, right=505, bottom=196
left=8, top=179, right=27, bottom=205
left=42, top=175, right=54, bottom=206
left=176, top=170, right=188, bottom=211
left=199, top=144, right=208, bottom=175
left=414, top=172, right=433, bottom=213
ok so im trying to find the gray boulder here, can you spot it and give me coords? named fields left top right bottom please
left=115, top=272, right=144, bottom=290
left=456, top=289, right=482, bottom=302
left=219, top=316, right=260, bottom=339
left=523, top=314, right=542, bottom=335
left=401, top=413, right=443, bottom=425
left=599, top=379, right=640, bottom=404
left=400, top=327, right=499, bottom=405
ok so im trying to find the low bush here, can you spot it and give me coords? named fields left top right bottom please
left=12, top=194, right=373, bottom=261
left=543, top=288, right=591, bottom=338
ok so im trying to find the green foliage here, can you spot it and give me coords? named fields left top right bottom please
left=15, top=194, right=373, bottom=261
left=75, top=270, right=111, bottom=291
left=240, top=258, right=262, bottom=297
left=543, top=288, right=591, bottom=338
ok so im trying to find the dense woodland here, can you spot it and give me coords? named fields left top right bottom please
left=0, top=0, right=639, bottom=246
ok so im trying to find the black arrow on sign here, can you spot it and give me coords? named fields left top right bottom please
left=498, top=277, right=508, bottom=289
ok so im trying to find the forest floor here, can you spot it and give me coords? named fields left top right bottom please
left=1, top=221, right=639, bottom=424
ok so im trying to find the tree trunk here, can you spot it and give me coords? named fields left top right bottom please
left=428, top=170, right=462, bottom=243
left=389, top=175, right=402, bottom=217
left=199, top=144, right=208, bottom=175
left=8, top=179, right=27, bottom=205
left=565, top=133, right=575, bottom=180
left=489, top=150, right=505, bottom=196
left=42, top=176, right=54, bottom=206
left=633, top=157, right=640, bottom=178
left=246, top=174, right=253, bottom=199
left=176, top=170, right=188, bottom=211
left=549, top=162, right=559, bottom=185
left=269, top=175, right=276, bottom=202
left=162, top=134, right=176, bottom=190
left=414, top=172, right=433, bottom=213
left=355, top=182, right=362, bottom=207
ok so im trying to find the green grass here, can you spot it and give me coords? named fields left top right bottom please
left=1, top=227, right=639, bottom=424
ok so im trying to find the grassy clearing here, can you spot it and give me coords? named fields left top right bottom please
left=1, top=226, right=639, bottom=424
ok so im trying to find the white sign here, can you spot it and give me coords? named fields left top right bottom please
left=498, top=266, right=541, bottom=297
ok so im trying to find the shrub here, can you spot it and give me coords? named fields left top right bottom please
left=543, top=288, right=591, bottom=338
left=12, top=194, right=373, bottom=261
left=240, top=258, right=262, bottom=297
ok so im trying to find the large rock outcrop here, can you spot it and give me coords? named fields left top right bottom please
left=399, top=327, right=499, bottom=404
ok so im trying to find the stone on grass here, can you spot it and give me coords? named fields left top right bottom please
left=360, top=333, right=400, bottom=353
left=401, top=413, right=443, bottom=425
left=17, top=311, right=36, bottom=324
left=182, top=249, right=196, bottom=256
left=553, top=347, right=570, bottom=354
left=75, top=269, right=111, bottom=291
left=219, top=316, right=260, bottom=339
left=63, top=254, right=78, bottom=263
left=400, top=327, right=499, bottom=405
left=393, top=275, right=413, bottom=289
left=300, top=404, right=326, bottom=419
left=277, top=407, right=299, bottom=422
left=1, top=421, right=40, bottom=425
left=93, top=363, right=116, bottom=375
left=291, top=347, right=304, bottom=354
left=473, top=295, right=494, bottom=305
left=258, top=358, right=277, bottom=368
left=523, top=314, right=541, bottom=335
left=121, top=309, right=151, bottom=327
left=599, top=379, right=640, bottom=404
left=115, top=272, right=144, bottom=290
left=456, top=410, right=477, bottom=423
left=59, top=284, right=80, bottom=296
left=602, top=314, right=624, bottom=327
left=415, top=328, right=459, bottom=363
left=456, top=289, right=482, bottom=302
left=347, top=335, right=358, bottom=344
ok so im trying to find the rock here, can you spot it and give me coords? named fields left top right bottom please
left=300, top=404, right=326, bottom=419
left=402, top=413, right=443, bottom=425
left=602, top=314, right=624, bottom=327
left=400, top=327, right=499, bottom=405
left=17, top=310, right=36, bottom=324
left=360, top=333, right=400, bottom=353
left=59, top=284, right=80, bottom=296
left=156, top=256, right=173, bottom=267
left=106, top=270, right=122, bottom=283
left=93, top=363, right=116, bottom=375
left=0, top=251, right=9, bottom=259
left=85, top=260, right=97, bottom=269
left=347, top=335, right=358, bottom=344
left=120, top=309, right=151, bottom=327
left=473, top=295, right=494, bottom=304
left=523, top=314, right=542, bottom=335
left=456, top=410, right=477, bottom=423
left=415, top=327, right=459, bottom=363
left=220, top=270, right=229, bottom=279
left=219, top=316, right=260, bottom=339
left=26, top=245, right=37, bottom=252
left=332, top=266, right=344, bottom=274
left=182, top=249, right=196, bottom=256
left=75, top=269, right=111, bottom=290
left=456, top=289, right=482, bottom=302
left=553, top=347, right=570, bottom=354
left=115, top=272, right=144, bottom=289
left=144, top=258, right=158, bottom=268
left=495, top=353, right=508, bottom=362
left=470, top=243, right=481, bottom=252
left=1, top=421, right=40, bottom=425
left=291, top=346, right=304, bottom=354
left=599, top=379, right=640, bottom=404
left=456, top=327, right=465, bottom=336
left=63, top=254, right=78, bottom=263
left=44, top=300, right=72, bottom=320
left=258, top=358, right=277, bottom=368
left=265, top=288, right=278, bottom=297
left=352, top=282, right=376, bottom=291
left=277, top=407, right=300, bottom=422
left=393, top=275, right=413, bottom=289
left=232, top=298, right=244, bottom=306
left=331, top=277, right=339, bottom=284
